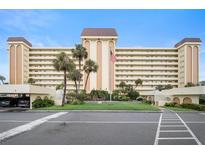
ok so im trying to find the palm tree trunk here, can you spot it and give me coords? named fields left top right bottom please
left=74, top=80, right=78, bottom=95
left=84, top=73, right=90, bottom=91
left=62, top=70, right=67, bottom=106
left=78, top=59, right=81, bottom=94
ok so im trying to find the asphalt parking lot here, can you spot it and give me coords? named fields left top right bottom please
left=0, top=110, right=205, bottom=145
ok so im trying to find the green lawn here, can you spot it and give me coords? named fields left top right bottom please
left=37, top=102, right=160, bottom=111
left=163, top=106, right=194, bottom=112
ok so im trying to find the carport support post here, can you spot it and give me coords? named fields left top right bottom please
left=154, top=90, right=156, bottom=106
left=110, top=90, right=112, bottom=102
left=30, top=94, right=32, bottom=109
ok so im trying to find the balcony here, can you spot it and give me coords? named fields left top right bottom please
left=116, top=56, right=178, bottom=61
left=115, top=61, right=178, bottom=66
left=115, top=82, right=178, bottom=86
left=115, top=71, right=178, bottom=75
left=29, top=51, right=72, bottom=55
left=115, top=51, right=178, bottom=56
left=115, top=67, right=178, bottom=71
left=115, top=77, right=178, bottom=81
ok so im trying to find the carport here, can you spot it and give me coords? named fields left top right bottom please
left=0, top=84, right=56, bottom=109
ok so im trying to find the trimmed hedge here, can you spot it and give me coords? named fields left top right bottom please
left=164, top=102, right=205, bottom=111
left=164, top=102, right=177, bottom=107
left=180, top=103, right=205, bottom=111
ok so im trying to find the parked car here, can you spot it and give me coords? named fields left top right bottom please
left=0, top=97, right=18, bottom=107
left=0, top=100, right=11, bottom=107
left=17, top=98, right=30, bottom=108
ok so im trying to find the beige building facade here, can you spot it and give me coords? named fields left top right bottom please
left=7, top=28, right=201, bottom=95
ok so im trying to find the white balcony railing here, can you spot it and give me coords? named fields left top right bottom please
left=115, top=51, right=178, bottom=56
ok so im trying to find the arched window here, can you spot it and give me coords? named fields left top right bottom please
left=173, top=97, right=180, bottom=104
left=183, top=97, right=192, bottom=104
left=35, top=96, right=42, bottom=101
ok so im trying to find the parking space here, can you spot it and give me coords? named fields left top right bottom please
left=0, top=111, right=205, bottom=145
left=1, top=123, right=158, bottom=145
left=0, top=112, right=57, bottom=133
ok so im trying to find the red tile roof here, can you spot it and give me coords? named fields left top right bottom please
left=175, top=38, right=201, bottom=48
left=81, top=28, right=118, bottom=37
left=7, top=37, right=32, bottom=47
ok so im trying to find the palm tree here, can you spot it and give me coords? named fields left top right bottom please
left=185, top=82, right=196, bottom=87
left=164, top=84, right=173, bottom=90
left=83, top=59, right=98, bottom=91
left=56, top=82, right=64, bottom=90
left=118, top=81, right=126, bottom=94
left=72, top=44, right=88, bottom=93
left=68, top=69, right=82, bottom=94
left=135, top=79, right=143, bottom=88
left=0, top=75, right=6, bottom=85
left=27, top=78, right=35, bottom=85
left=155, top=85, right=164, bottom=91
left=53, top=52, right=75, bottom=106
left=119, top=81, right=126, bottom=89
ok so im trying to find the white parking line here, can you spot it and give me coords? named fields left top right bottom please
left=160, top=130, right=189, bottom=132
left=161, top=122, right=182, bottom=123
left=162, top=119, right=180, bottom=120
left=154, top=113, right=162, bottom=145
left=0, top=112, right=68, bottom=142
left=160, top=125, right=185, bottom=127
left=158, top=137, right=194, bottom=140
left=176, top=113, right=202, bottom=145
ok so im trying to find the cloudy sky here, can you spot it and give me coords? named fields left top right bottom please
left=0, top=10, right=205, bottom=82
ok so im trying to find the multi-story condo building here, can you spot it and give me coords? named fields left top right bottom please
left=7, top=28, right=201, bottom=95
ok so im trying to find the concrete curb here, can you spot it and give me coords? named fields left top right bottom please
left=27, top=110, right=162, bottom=113
left=0, top=108, right=28, bottom=112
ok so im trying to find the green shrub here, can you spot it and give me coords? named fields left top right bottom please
left=164, top=102, right=177, bottom=107
left=127, top=90, right=139, bottom=100
left=164, top=102, right=205, bottom=111
left=70, top=98, right=84, bottom=105
left=76, top=91, right=87, bottom=102
left=112, top=90, right=120, bottom=101
left=144, top=100, right=152, bottom=104
left=32, top=97, right=54, bottom=108
left=119, top=95, right=130, bottom=101
left=175, top=103, right=181, bottom=107
left=90, top=90, right=109, bottom=101
left=200, top=105, right=205, bottom=111
left=66, top=92, right=77, bottom=103
left=67, top=90, right=89, bottom=103
left=180, top=103, right=202, bottom=111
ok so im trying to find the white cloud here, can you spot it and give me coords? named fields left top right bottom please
left=27, top=35, right=64, bottom=47
left=0, top=10, right=59, bottom=33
